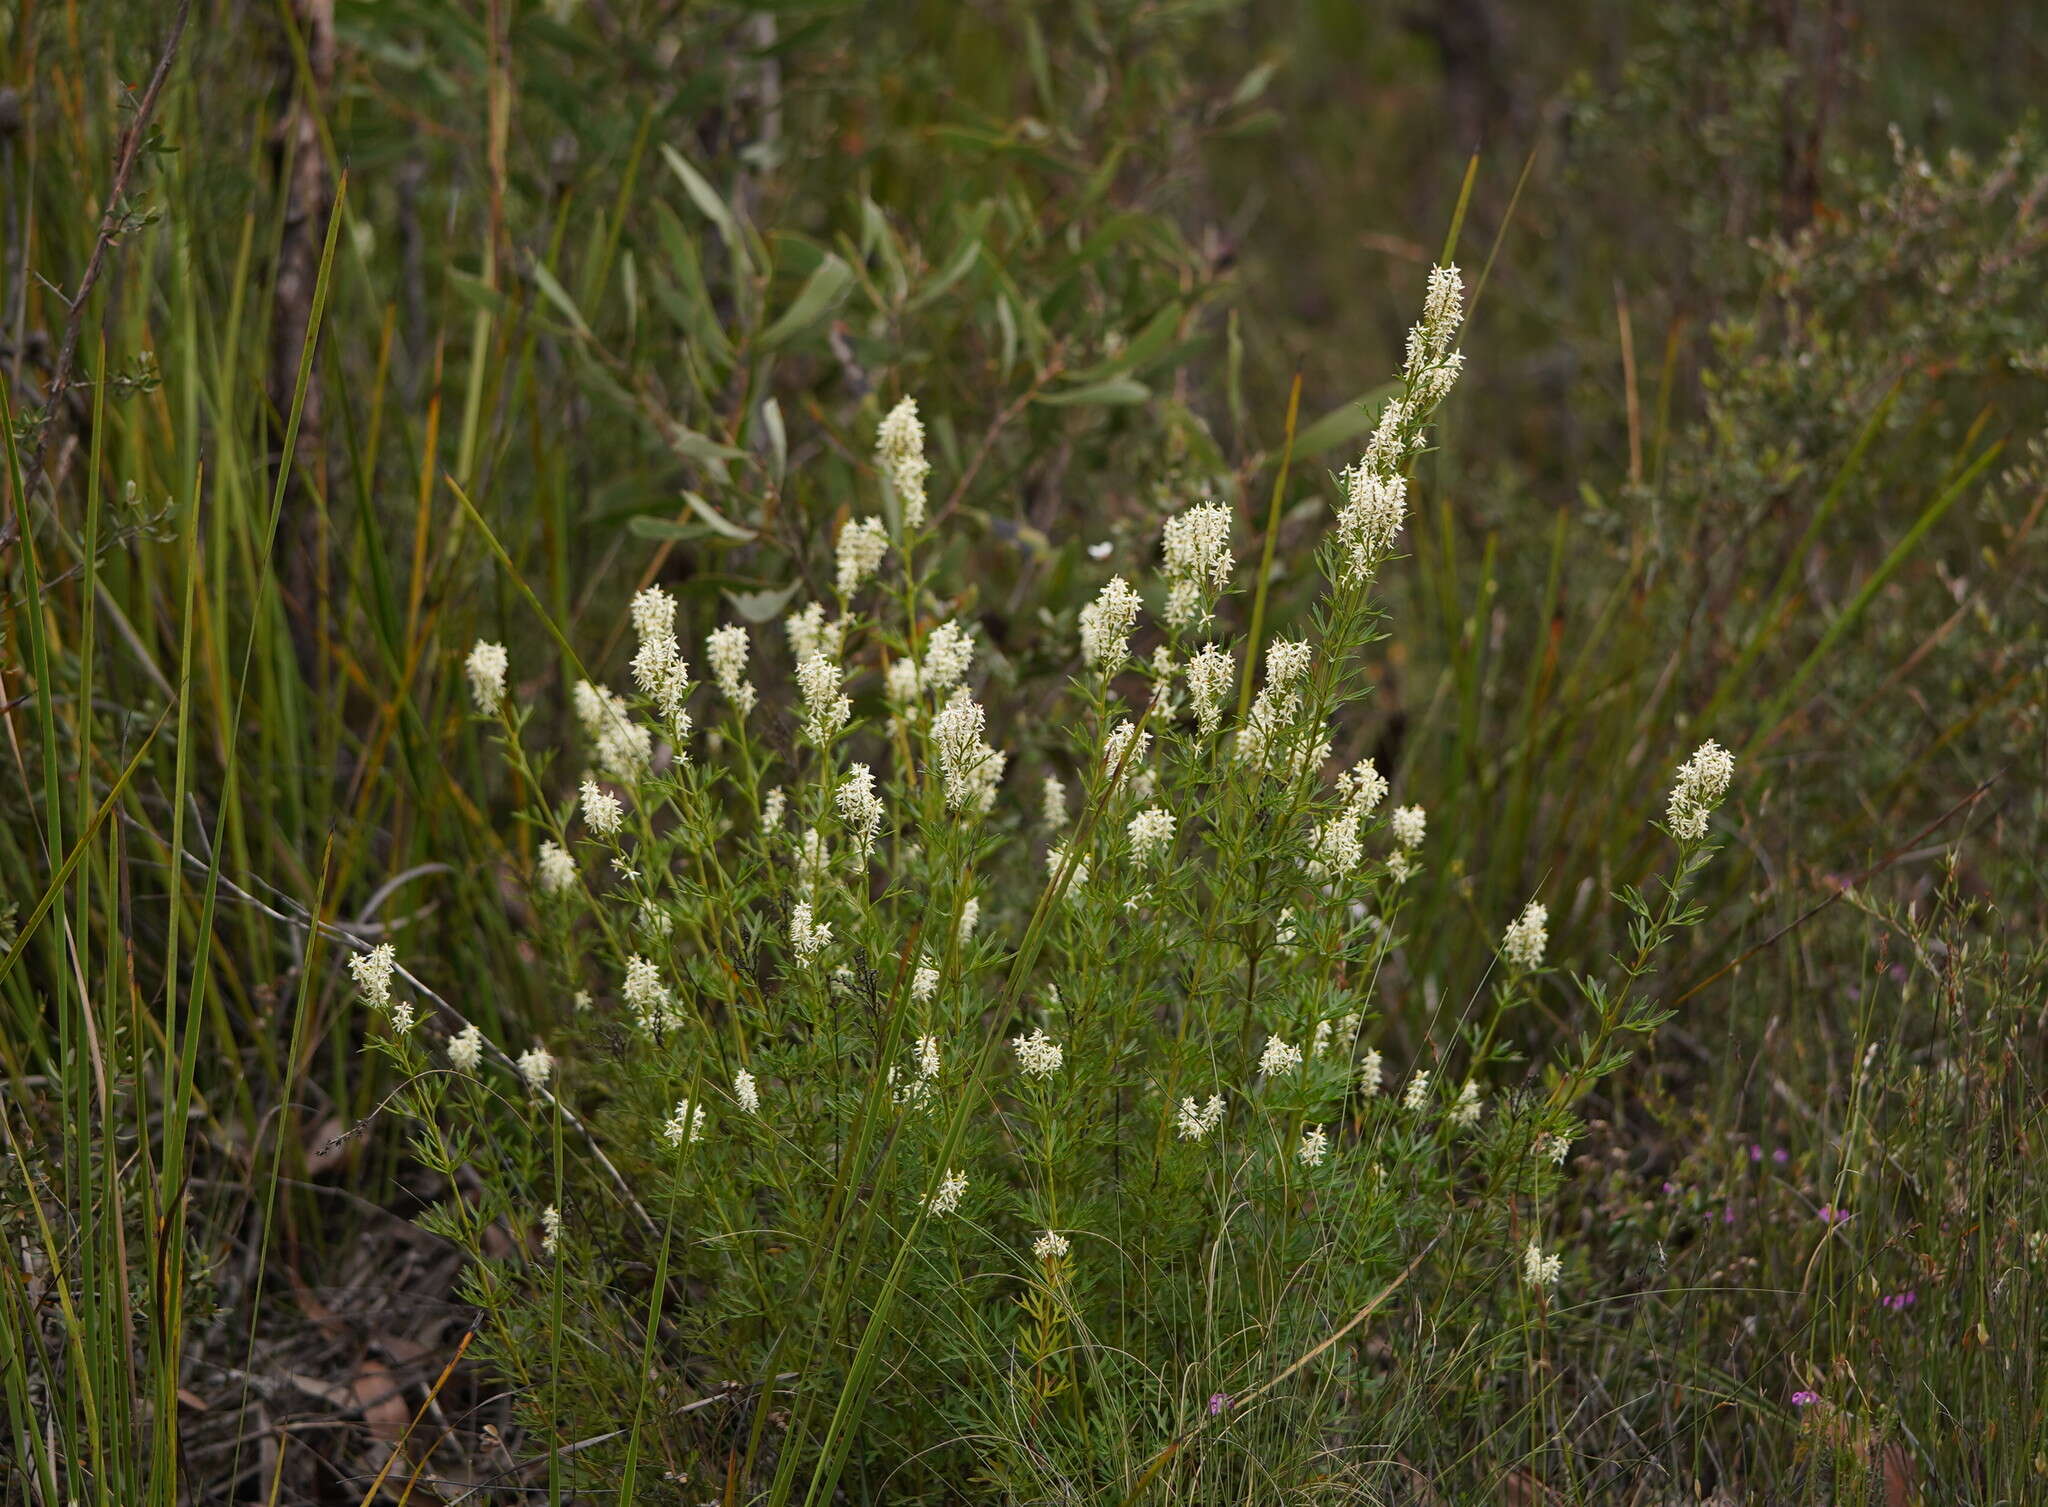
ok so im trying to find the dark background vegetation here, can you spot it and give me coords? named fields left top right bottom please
left=4, top=0, right=2045, bottom=1501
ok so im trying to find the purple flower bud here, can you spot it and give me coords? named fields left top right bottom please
left=1791, top=1390, right=1820, bottom=1407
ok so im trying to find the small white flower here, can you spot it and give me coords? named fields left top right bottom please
left=1402, top=1069, right=1432, bottom=1111
left=885, top=656, right=922, bottom=706
left=1258, top=1036, right=1303, bottom=1077
left=540, top=1205, right=563, bottom=1256
left=536, top=840, right=577, bottom=895
left=1087, top=539, right=1114, bottom=560
left=796, top=652, right=850, bottom=744
left=1161, top=501, right=1234, bottom=628
left=1390, top=804, right=1426, bottom=850
left=1184, top=643, right=1233, bottom=738
left=921, top=620, right=975, bottom=692
left=1047, top=844, right=1088, bottom=896
left=1127, top=806, right=1175, bottom=864
left=1078, top=575, right=1142, bottom=669
left=931, top=690, right=1006, bottom=814
left=1265, top=638, right=1314, bottom=691
left=1503, top=900, right=1548, bottom=971
left=663, top=1099, right=707, bottom=1146
left=877, top=396, right=932, bottom=531
left=1297, top=1124, right=1330, bottom=1167
left=627, top=587, right=690, bottom=731
left=388, top=1001, right=416, bottom=1033
left=1041, top=773, right=1067, bottom=828
left=836, top=764, right=885, bottom=866
left=1100, top=720, right=1150, bottom=791
left=705, top=624, right=756, bottom=716
left=1309, top=812, right=1363, bottom=878
left=790, top=901, right=832, bottom=964
left=517, top=1044, right=555, bottom=1092
left=910, top=957, right=940, bottom=1003
left=1176, top=1093, right=1226, bottom=1141
left=1522, top=1239, right=1562, bottom=1288
left=1666, top=738, right=1735, bottom=842
left=448, top=1024, right=484, bottom=1073
left=734, top=1069, right=760, bottom=1114
left=464, top=640, right=509, bottom=712
left=1532, top=1130, right=1574, bottom=1166
left=1338, top=759, right=1389, bottom=816
left=1033, top=1230, right=1071, bottom=1261
left=574, top=678, right=657, bottom=779
left=835, top=514, right=890, bottom=596
left=1011, top=1028, right=1064, bottom=1078
left=1358, top=1050, right=1384, bottom=1096
left=580, top=778, right=624, bottom=837
left=348, top=943, right=397, bottom=1007
left=916, top=1035, right=942, bottom=1079
left=925, top=1168, right=968, bottom=1216
left=761, top=785, right=787, bottom=831
left=1450, top=1079, right=1485, bottom=1129
left=622, top=954, right=676, bottom=1032
left=956, top=896, right=980, bottom=943
left=785, top=601, right=845, bottom=664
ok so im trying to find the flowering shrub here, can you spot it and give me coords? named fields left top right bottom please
left=364, top=269, right=1734, bottom=1500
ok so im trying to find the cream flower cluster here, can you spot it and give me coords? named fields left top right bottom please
left=796, top=652, right=850, bottom=743
left=785, top=602, right=846, bottom=664
left=663, top=1098, right=707, bottom=1146
left=925, top=1168, right=968, bottom=1216
left=836, top=515, right=889, bottom=597
left=1258, top=1036, right=1303, bottom=1076
left=1010, top=1027, right=1064, bottom=1078
left=629, top=587, right=691, bottom=738
left=790, top=901, right=832, bottom=964
left=1236, top=638, right=1316, bottom=774
left=836, top=764, right=885, bottom=866
left=1667, top=738, right=1735, bottom=841
left=464, top=639, right=508, bottom=712
left=877, top=396, right=931, bottom=531
left=1184, top=643, right=1234, bottom=738
left=573, top=679, right=651, bottom=781
left=349, top=943, right=416, bottom=1034
left=1387, top=803, right=1426, bottom=883
left=705, top=624, right=756, bottom=716
left=930, top=690, right=1006, bottom=814
left=1502, top=900, right=1548, bottom=971
left=1161, top=500, right=1233, bottom=628
left=1128, top=805, right=1175, bottom=863
left=580, top=777, right=624, bottom=837
left=516, top=1043, right=554, bottom=1091
left=1079, top=575, right=1142, bottom=670
left=1334, top=264, right=1465, bottom=583
left=1176, top=1093, right=1225, bottom=1141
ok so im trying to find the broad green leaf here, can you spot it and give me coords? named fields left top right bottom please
left=662, top=421, right=745, bottom=466
left=661, top=144, right=756, bottom=276
left=682, top=490, right=757, bottom=541
left=1230, top=58, right=1281, bottom=108
left=530, top=260, right=592, bottom=338
left=760, top=253, right=854, bottom=347
left=723, top=580, right=804, bottom=623
left=1037, top=376, right=1150, bottom=408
